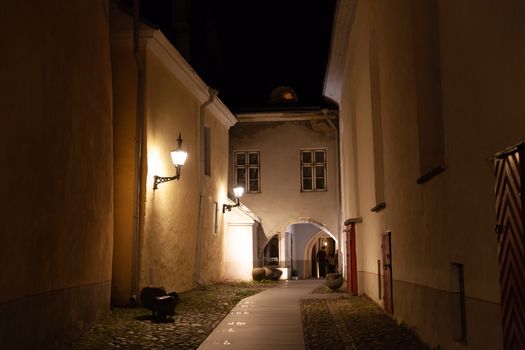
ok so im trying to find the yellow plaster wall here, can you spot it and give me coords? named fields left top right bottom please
left=0, top=0, right=113, bottom=347
left=111, top=5, right=233, bottom=301
left=199, top=115, right=229, bottom=283
left=141, top=48, right=201, bottom=293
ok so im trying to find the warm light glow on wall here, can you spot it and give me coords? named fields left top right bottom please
left=226, top=227, right=252, bottom=262
left=218, top=183, right=227, bottom=208
left=224, top=224, right=254, bottom=280
left=149, top=148, right=162, bottom=172
left=148, top=147, right=164, bottom=187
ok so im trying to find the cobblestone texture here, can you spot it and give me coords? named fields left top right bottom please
left=70, top=281, right=436, bottom=350
left=69, top=281, right=276, bottom=350
left=301, top=288, right=434, bottom=350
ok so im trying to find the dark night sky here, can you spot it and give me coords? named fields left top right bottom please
left=127, top=0, right=337, bottom=112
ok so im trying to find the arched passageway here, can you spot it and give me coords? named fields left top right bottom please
left=306, top=234, right=337, bottom=278
left=285, top=222, right=337, bottom=279
left=262, top=234, right=279, bottom=267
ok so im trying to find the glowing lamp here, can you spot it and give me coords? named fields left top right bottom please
left=170, top=147, right=188, bottom=166
left=223, top=186, right=244, bottom=213
left=153, top=133, right=188, bottom=190
left=233, top=186, right=244, bottom=199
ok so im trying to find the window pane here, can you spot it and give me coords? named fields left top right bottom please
left=249, top=179, right=259, bottom=192
left=316, top=178, right=325, bottom=190
left=236, top=168, right=246, bottom=185
left=315, top=151, right=325, bottom=163
left=302, top=151, right=312, bottom=164
left=236, top=153, right=246, bottom=166
left=249, top=167, right=259, bottom=180
left=315, top=165, right=325, bottom=178
left=302, top=166, right=312, bottom=178
left=249, top=152, right=259, bottom=165
left=303, top=178, right=312, bottom=191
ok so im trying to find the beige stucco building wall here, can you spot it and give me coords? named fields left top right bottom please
left=229, top=113, right=340, bottom=268
left=111, top=7, right=235, bottom=305
left=333, top=0, right=525, bottom=349
left=0, top=1, right=114, bottom=348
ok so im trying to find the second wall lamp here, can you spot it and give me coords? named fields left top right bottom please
left=223, top=186, right=244, bottom=213
left=153, top=133, right=188, bottom=190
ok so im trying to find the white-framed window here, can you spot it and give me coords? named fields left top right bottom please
left=234, top=151, right=260, bottom=193
left=300, top=149, right=327, bottom=191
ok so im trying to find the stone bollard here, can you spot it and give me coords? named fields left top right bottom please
left=140, top=287, right=179, bottom=321
left=252, top=267, right=266, bottom=281
left=325, top=273, right=344, bottom=290
left=154, top=295, right=176, bottom=321
left=140, top=287, right=167, bottom=312
left=264, top=267, right=283, bottom=280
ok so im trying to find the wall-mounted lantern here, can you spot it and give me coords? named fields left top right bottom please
left=153, top=133, right=188, bottom=190
left=223, top=186, right=244, bottom=213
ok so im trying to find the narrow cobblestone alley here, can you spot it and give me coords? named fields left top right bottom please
left=71, top=280, right=432, bottom=350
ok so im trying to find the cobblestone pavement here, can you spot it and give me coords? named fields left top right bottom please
left=301, top=286, right=433, bottom=350
left=70, top=281, right=434, bottom=350
left=69, top=281, right=276, bottom=350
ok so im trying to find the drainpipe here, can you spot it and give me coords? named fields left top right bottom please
left=323, top=109, right=342, bottom=265
left=130, top=0, right=145, bottom=304
left=194, top=88, right=218, bottom=285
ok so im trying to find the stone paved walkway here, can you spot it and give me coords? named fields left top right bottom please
left=199, top=280, right=432, bottom=350
left=301, top=290, right=433, bottom=350
left=69, top=282, right=276, bottom=349
left=198, top=280, right=322, bottom=350
left=69, top=280, right=433, bottom=350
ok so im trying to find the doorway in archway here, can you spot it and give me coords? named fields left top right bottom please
left=285, top=222, right=337, bottom=279
left=309, top=236, right=336, bottom=278
left=263, top=234, right=279, bottom=267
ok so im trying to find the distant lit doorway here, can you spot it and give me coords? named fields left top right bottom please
left=307, top=235, right=336, bottom=278
left=261, top=221, right=337, bottom=279
left=263, top=234, right=279, bottom=267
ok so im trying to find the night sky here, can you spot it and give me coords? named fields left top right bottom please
left=125, top=0, right=337, bottom=112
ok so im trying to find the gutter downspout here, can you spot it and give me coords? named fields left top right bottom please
left=323, top=109, right=342, bottom=266
left=194, top=87, right=218, bottom=286
left=131, top=0, right=145, bottom=303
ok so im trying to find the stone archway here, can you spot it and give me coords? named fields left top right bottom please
left=262, top=234, right=280, bottom=267
left=259, top=218, right=337, bottom=279
left=304, top=230, right=337, bottom=278
left=283, top=220, right=337, bottom=279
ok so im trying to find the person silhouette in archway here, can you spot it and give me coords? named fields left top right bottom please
left=316, top=246, right=327, bottom=278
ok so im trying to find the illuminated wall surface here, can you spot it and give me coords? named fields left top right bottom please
left=229, top=117, right=340, bottom=268
left=0, top=1, right=113, bottom=348
left=334, top=0, right=525, bottom=349
left=223, top=209, right=258, bottom=280
left=111, top=5, right=235, bottom=306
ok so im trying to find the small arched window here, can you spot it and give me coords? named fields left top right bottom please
left=270, top=86, right=298, bottom=104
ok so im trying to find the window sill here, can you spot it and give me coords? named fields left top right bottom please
left=371, top=202, right=386, bottom=213
left=416, top=165, right=446, bottom=184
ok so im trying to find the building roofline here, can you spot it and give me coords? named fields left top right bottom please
left=111, top=28, right=237, bottom=128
